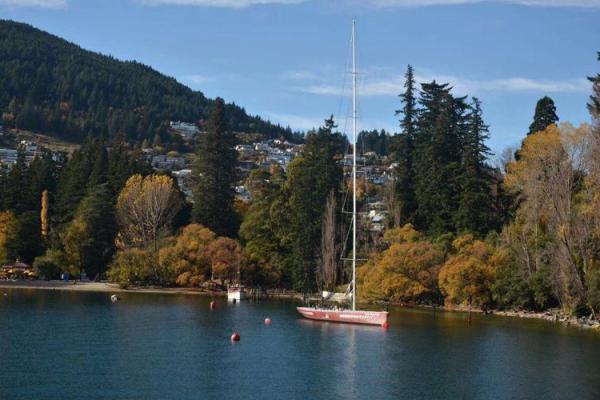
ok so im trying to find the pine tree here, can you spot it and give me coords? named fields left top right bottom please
left=4, top=148, right=31, bottom=214
left=69, top=184, right=117, bottom=278
left=589, top=52, right=600, bottom=121
left=528, top=96, right=559, bottom=136
left=192, top=98, right=239, bottom=237
left=455, top=97, right=497, bottom=235
left=391, top=65, right=418, bottom=225
left=413, top=81, right=464, bottom=235
left=54, top=148, right=91, bottom=225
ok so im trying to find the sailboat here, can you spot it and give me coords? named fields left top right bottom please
left=296, top=21, right=389, bottom=327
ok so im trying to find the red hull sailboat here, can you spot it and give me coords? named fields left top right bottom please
left=296, top=21, right=388, bottom=328
left=297, top=307, right=388, bottom=326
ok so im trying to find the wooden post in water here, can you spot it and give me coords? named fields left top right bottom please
left=468, top=298, right=472, bottom=325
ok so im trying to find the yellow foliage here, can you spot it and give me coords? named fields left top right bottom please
left=41, top=190, right=49, bottom=238
left=116, top=174, right=180, bottom=249
left=438, top=235, right=496, bottom=307
left=62, top=216, right=87, bottom=275
left=0, top=211, right=18, bottom=264
left=383, top=223, right=421, bottom=245
left=359, top=230, right=444, bottom=303
left=156, top=224, right=245, bottom=287
left=158, top=224, right=216, bottom=286
left=505, top=124, right=563, bottom=192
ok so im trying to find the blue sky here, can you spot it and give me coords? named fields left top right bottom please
left=1, top=0, right=599, bottom=154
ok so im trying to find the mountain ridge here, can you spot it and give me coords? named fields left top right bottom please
left=0, top=19, right=295, bottom=144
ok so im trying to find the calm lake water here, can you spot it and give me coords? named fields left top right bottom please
left=1, top=289, right=599, bottom=400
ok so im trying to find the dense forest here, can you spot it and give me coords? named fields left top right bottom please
left=0, top=20, right=294, bottom=144
left=1, top=21, right=599, bottom=319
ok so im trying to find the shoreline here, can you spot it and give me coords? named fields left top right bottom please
left=0, top=280, right=306, bottom=300
left=2, top=280, right=599, bottom=331
left=386, top=302, right=600, bottom=331
left=0, top=280, right=228, bottom=297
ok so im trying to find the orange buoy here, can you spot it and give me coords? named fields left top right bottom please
left=264, top=318, right=272, bottom=325
left=230, top=332, right=241, bottom=342
left=210, top=301, right=216, bottom=310
left=382, top=322, right=390, bottom=329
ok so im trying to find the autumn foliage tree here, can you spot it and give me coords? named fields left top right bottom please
left=159, top=224, right=216, bottom=286
left=207, top=237, right=243, bottom=282
left=504, top=123, right=600, bottom=314
left=358, top=224, right=444, bottom=303
left=116, top=174, right=182, bottom=251
left=0, top=211, right=18, bottom=264
left=438, top=234, right=497, bottom=308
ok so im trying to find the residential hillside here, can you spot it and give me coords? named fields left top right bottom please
left=0, top=20, right=294, bottom=143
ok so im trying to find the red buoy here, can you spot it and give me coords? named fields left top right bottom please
left=230, top=332, right=241, bottom=342
left=210, top=301, right=216, bottom=310
left=264, top=318, right=272, bottom=325
left=382, top=322, right=390, bottom=329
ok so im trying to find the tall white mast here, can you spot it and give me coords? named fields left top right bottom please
left=351, top=20, right=357, bottom=311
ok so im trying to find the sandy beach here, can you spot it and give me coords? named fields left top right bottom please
left=0, top=280, right=226, bottom=296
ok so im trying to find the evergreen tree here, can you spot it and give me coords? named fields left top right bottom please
left=107, top=134, right=151, bottom=197
left=68, top=184, right=117, bottom=278
left=240, top=167, right=289, bottom=287
left=357, top=129, right=389, bottom=156
left=413, top=81, right=464, bottom=235
left=528, top=96, right=559, bottom=136
left=3, top=148, right=31, bottom=214
left=192, top=98, right=239, bottom=237
left=14, top=211, right=43, bottom=264
left=54, top=147, right=92, bottom=225
left=285, top=116, right=344, bottom=292
left=455, top=97, right=498, bottom=235
left=391, top=65, right=418, bottom=225
left=88, top=144, right=109, bottom=189
left=589, top=52, right=600, bottom=121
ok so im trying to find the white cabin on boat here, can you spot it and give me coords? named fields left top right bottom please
left=227, top=285, right=246, bottom=302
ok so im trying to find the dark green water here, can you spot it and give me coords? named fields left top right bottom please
left=1, top=289, right=599, bottom=400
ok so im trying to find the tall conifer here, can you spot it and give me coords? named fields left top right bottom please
left=588, top=52, right=600, bottom=121
left=391, top=65, right=418, bottom=224
left=413, top=81, right=463, bottom=235
left=455, top=97, right=497, bottom=235
left=192, top=98, right=239, bottom=237
left=528, top=96, right=559, bottom=136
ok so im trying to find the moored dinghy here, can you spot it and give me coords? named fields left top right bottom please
left=227, top=284, right=246, bottom=302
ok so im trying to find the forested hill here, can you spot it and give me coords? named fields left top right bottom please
left=0, top=20, right=292, bottom=143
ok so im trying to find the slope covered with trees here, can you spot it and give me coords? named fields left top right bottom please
left=0, top=20, right=292, bottom=143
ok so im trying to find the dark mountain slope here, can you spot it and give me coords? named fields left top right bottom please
left=0, top=20, right=292, bottom=143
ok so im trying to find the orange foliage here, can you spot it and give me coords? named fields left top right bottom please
left=158, top=224, right=216, bottom=286
left=207, top=237, right=243, bottom=282
left=41, top=190, right=49, bottom=238
left=158, top=224, right=245, bottom=287
left=359, top=224, right=443, bottom=302
left=438, top=235, right=496, bottom=307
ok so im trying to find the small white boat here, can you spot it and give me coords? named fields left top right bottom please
left=227, top=285, right=246, bottom=302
